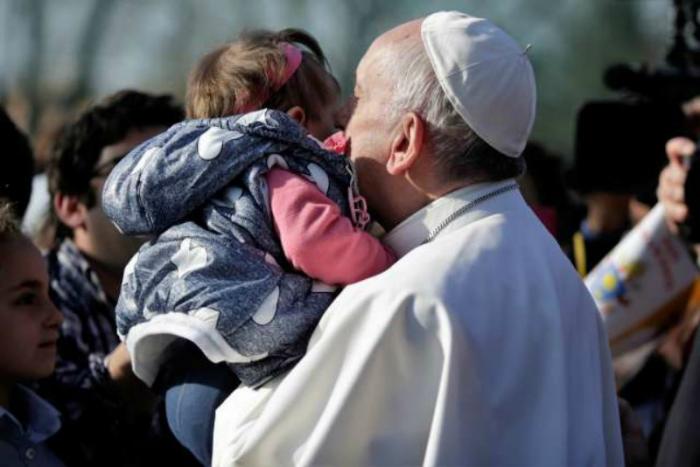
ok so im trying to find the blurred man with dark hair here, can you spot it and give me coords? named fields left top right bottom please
left=38, top=90, right=192, bottom=466
left=519, top=142, right=581, bottom=242
left=570, top=103, right=697, bottom=460
left=0, top=108, right=35, bottom=220
left=565, top=99, right=691, bottom=276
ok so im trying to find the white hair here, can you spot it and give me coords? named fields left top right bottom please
left=384, top=39, right=525, bottom=182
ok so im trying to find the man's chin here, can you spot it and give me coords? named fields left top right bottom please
left=133, top=235, right=152, bottom=244
left=129, top=235, right=150, bottom=251
left=115, top=238, right=149, bottom=269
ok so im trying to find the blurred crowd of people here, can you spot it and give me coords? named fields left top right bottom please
left=520, top=98, right=700, bottom=464
left=2, top=9, right=700, bottom=467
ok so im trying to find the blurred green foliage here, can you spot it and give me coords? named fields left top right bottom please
left=0, top=0, right=673, bottom=161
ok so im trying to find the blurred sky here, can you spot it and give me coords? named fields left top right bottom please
left=0, top=0, right=675, bottom=160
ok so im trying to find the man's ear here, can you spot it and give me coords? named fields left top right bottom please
left=54, top=193, right=88, bottom=230
left=286, top=106, right=307, bottom=127
left=387, top=112, right=425, bottom=176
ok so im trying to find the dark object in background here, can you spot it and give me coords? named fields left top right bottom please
left=680, top=148, right=700, bottom=243
left=655, top=328, right=700, bottom=467
left=604, top=0, right=700, bottom=105
left=520, top=142, right=583, bottom=243
left=0, top=108, right=35, bottom=219
left=604, top=63, right=700, bottom=105
left=567, top=100, right=691, bottom=204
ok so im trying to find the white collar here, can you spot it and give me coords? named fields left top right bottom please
left=383, top=179, right=518, bottom=257
left=0, top=385, right=62, bottom=443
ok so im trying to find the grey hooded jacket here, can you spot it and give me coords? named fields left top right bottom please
left=103, top=109, right=359, bottom=387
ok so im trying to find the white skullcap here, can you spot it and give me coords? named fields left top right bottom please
left=421, top=11, right=536, bottom=158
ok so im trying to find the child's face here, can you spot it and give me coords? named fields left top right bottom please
left=305, top=76, right=343, bottom=141
left=0, top=236, right=62, bottom=383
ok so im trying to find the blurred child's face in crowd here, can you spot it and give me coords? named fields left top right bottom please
left=0, top=236, right=62, bottom=383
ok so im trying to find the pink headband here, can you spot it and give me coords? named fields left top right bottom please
left=277, top=42, right=302, bottom=90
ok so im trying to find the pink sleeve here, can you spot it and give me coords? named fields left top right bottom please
left=266, top=168, right=396, bottom=285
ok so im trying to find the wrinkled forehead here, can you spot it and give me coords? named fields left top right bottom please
left=355, top=40, right=396, bottom=92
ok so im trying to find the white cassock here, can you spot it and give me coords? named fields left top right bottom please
left=213, top=180, right=624, bottom=467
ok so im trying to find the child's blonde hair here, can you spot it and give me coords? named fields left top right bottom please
left=187, top=28, right=339, bottom=120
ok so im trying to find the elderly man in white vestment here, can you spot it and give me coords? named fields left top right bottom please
left=213, top=11, right=624, bottom=467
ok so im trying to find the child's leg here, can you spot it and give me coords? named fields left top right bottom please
left=156, top=342, right=239, bottom=466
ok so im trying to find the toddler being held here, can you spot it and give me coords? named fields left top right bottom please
left=103, top=29, right=395, bottom=464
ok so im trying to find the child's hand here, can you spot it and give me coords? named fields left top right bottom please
left=106, top=342, right=134, bottom=383
left=106, top=342, right=157, bottom=412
